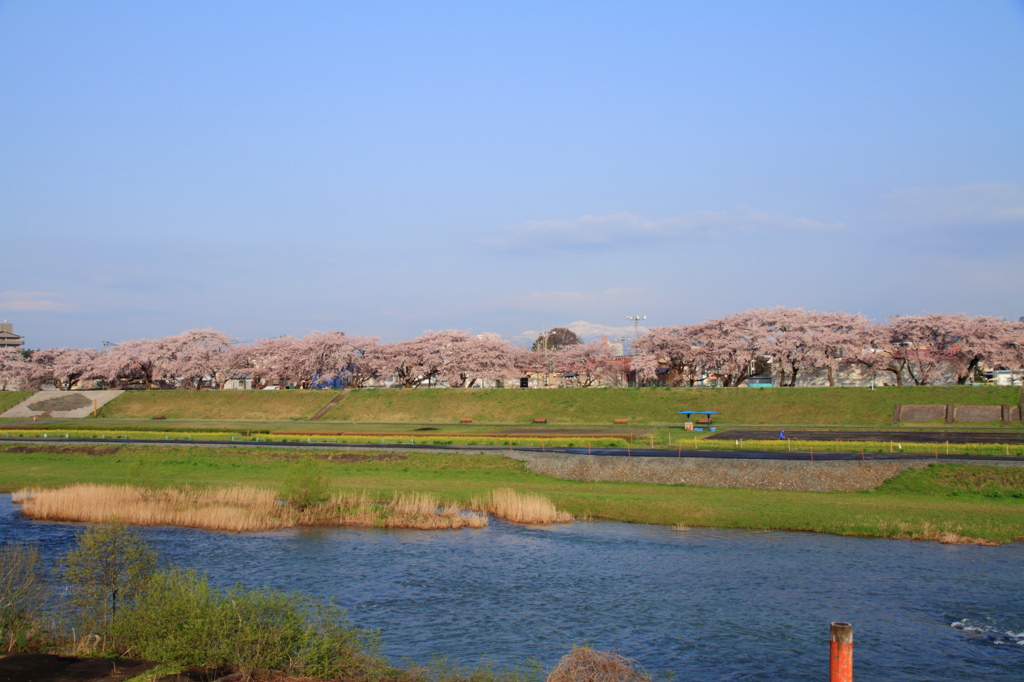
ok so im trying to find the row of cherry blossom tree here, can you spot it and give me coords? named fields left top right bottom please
left=0, top=309, right=1021, bottom=390
left=0, top=328, right=619, bottom=391
left=633, top=309, right=1024, bottom=387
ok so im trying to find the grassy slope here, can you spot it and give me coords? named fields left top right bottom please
left=95, top=385, right=1021, bottom=427
left=3, top=444, right=1022, bottom=542
left=96, top=390, right=338, bottom=421
left=0, top=391, right=34, bottom=413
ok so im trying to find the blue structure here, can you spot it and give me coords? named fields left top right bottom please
left=676, top=410, right=720, bottom=427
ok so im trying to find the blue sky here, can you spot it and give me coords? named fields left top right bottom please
left=2, top=1, right=1023, bottom=349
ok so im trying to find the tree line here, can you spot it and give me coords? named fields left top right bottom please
left=0, top=309, right=1021, bottom=390
left=634, top=309, right=1024, bottom=387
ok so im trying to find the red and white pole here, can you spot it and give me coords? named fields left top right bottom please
left=830, top=622, right=853, bottom=682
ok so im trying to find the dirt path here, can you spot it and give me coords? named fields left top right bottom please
left=0, top=653, right=156, bottom=682
left=310, top=389, right=350, bottom=421
left=708, top=428, right=1024, bottom=444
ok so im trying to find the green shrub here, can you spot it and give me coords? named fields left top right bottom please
left=57, top=523, right=157, bottom=646
left=282, top=457, right=331, bottom=510
left=0, top=542, right=51, bottom=652
left=111, top=568, right=384, bottom=679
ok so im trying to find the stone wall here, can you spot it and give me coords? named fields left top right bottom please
left=897, top=403, right=1022, bottom=425
left=506, top=451, right=1024, bottom=492
left=900, top=404, right=947, bottom=422
left=954, top=405, right=1003, bottom=422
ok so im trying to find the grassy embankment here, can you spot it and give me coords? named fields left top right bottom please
left=0, top=391, right=34, bottom=414
left=2, top=384, right=1019, bottom=455
left=85, top=385, right=1022, bottom=427
left=4, top=386, right=1019, bottom=453
left=3, top=444, right=1023, bottom=544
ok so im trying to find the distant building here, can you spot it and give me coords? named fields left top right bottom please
left=985, top=369, right=1022, bottom=386
left=0, top=322, right=24, bottom=350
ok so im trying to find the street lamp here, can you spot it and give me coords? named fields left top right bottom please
left=625, top=315, right=646, bottom=351
left=541, top=330, right=550, bottom=387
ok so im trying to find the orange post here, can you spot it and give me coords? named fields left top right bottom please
left=830, top=622, right=853, bottom=682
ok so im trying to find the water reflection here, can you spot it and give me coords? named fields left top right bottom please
left=3, top=496, right=1023, bottom=679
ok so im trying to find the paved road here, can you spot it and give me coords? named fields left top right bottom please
left=707, top=429, right=1024, bottom=444
left=3, top=435, right=1022, bottom=464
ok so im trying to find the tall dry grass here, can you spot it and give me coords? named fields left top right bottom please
left=877, top=519, right=1000, bottom=546
left=546, top=646, right=651, bottom=682
left=14, top=485, right=488, bottom=532
left=474, top=488, right=572, bottom=525
left=309, top=491, right=488, bottom=530
left=15, top=484, right=286, bottom=531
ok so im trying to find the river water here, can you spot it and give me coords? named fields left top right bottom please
left=4, top=495, right=1023, bottom=680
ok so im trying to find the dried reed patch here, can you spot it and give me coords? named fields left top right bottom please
left=13, top=484, right=487, bottom=532
left=474, top=488, right=572, bottom=525
left=15, top=484, right=285, bottom=532
left=546, top=646, right=651, bottom=682
left=310, top=491, right=488, bottom=530
left=877, top=519, right=1001, bottom=546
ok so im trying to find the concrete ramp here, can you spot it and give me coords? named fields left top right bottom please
left=1, top=390, right=124, bottom=419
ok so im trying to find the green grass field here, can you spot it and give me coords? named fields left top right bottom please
left=3, top=443, right=1022, bottom=543
left=78, top=385, right=1024, bottom=427
left=0, top=390, right=34, bottom=413
left=95, top=390, right=336, bottom=421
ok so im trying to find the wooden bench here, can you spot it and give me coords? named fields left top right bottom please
left=533, top=418, right=547, bottom=423
left=695, top=418, right=711, bottom=425
left=459, top=418, right=473, bottom=423
left=613, top=418, right=629, bottom=424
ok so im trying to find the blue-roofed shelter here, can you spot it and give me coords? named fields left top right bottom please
left=676, top=410, right=719, bottom=426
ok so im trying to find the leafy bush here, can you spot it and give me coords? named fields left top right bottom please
left=0, top=542, right=51, bottom=652
left=57, top=522, right=157, bottom=645
left=282, top=457, right=331, bottom=510
left=110, top=567, right=384, bottom=680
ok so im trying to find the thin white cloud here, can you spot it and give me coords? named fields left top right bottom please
left=0, top=291, right=69, bottom=312
left=479, top=208, right=844, bottom=253
left=888, top=182, right=1024, bottom=227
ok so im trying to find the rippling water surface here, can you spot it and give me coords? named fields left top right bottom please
left=4, top=495, right=1023, bottom=679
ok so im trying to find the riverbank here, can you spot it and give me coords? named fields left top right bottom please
left=3, top=443, right=1023, bottom=543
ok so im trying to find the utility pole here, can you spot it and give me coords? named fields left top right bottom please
left=625, top=315, right=646, bottom=353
